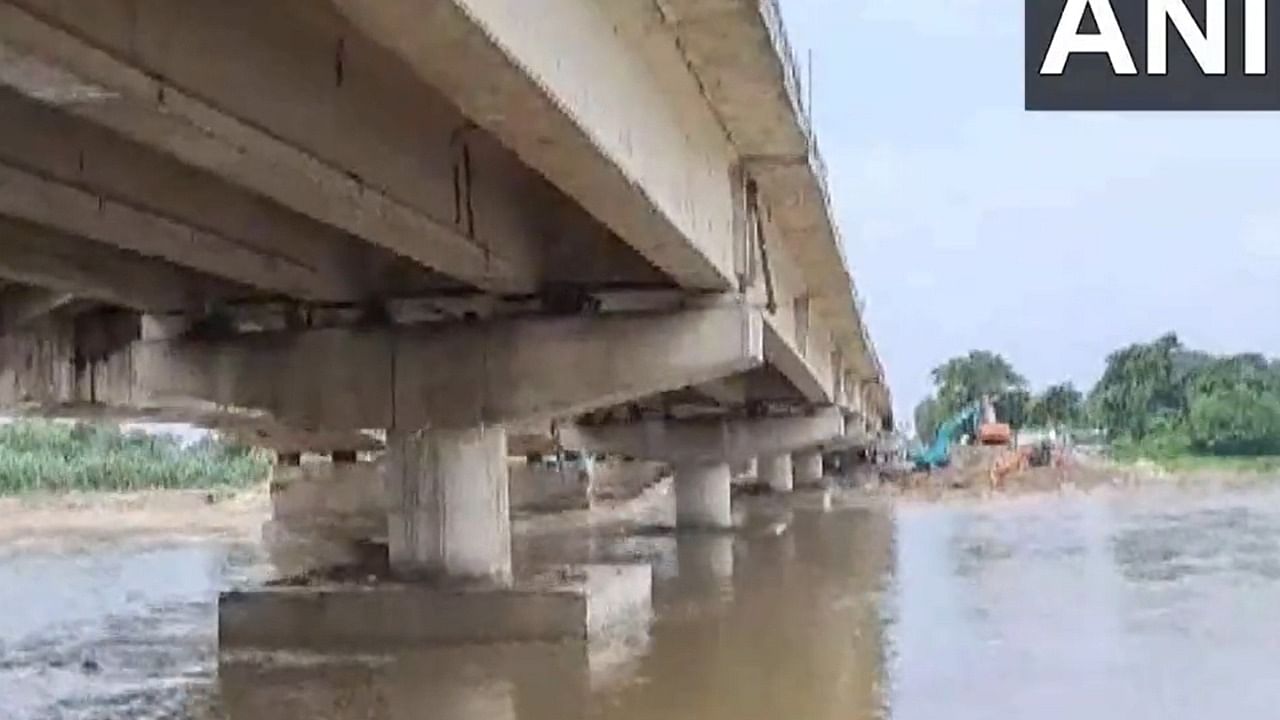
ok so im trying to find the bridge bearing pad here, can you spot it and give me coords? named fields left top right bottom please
left=218, top=564, right=652, bottom=652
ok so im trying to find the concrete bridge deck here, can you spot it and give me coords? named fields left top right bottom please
left=0, top=0, right=891, bottom=630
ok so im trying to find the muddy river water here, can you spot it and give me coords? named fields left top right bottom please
left=5, top=484, right=1280, bottom=719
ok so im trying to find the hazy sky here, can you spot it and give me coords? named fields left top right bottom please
left=780, top=0, right=1280, bottom=425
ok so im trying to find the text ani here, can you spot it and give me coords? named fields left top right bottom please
left=1040, top=0, right=1268, bottom=76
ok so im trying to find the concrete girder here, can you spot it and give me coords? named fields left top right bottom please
left=560, top=407, right=846, bottom=466
left=51, top=305, right=765, bottom=432
left=763, top=319, right=830, bottom=404
left=649, top=0, right=883, bottom=386
left=0, top=285, right=77, bottom=334
left=751, top=161, right=878, bottom=381
left=0, top=217, right=248, bottom=312
left=331, top=0, right=740, bottom=290
left=0, top=162, right=332, bottom=299
left=0, top=2, right=535, bottom=294
left=0, top=89, right=452, bottom=302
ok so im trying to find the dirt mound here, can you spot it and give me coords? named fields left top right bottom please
left=892, top=445, right=1119, bottom=499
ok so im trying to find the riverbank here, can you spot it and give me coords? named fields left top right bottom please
left=0, top=486, right=269, bottom=554
left=1109, top=449, right=1280, bottom=477
left=875, top=445, right=1280, bottom=503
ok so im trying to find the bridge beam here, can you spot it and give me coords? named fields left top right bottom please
left=561, top=408, right=845, bottom=467
left=0, top=285, right=76, bottom=334
left=0, top=2, right=536, bottom=294
left=11, top=304, right=763, bottom=430
left=0, top=161, right=334, bottom=299
left=0, top=217, right=247, bottom=312
left=0, top=89, right=450, bottom=303
left=333, top=0, right=741, bottom=290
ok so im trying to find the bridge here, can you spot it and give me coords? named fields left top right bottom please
left=0, top=0, right=890, bottom=643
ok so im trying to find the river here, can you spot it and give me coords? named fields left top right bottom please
left=4, top=484, right=1280, bottom=719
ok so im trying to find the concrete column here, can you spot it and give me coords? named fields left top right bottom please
left=793, top=449, right=825, bottom=488
left=386, top=425, right=512, bottom=585
left=674, top=461, right=733, bottom=529
left=758, top=454, right=794, bottom=493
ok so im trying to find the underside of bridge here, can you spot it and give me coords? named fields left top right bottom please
left=0, top=0, right=891, bottom=640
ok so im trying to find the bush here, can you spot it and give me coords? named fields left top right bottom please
left=1188, top=388, right=1280, bottom=456
left=0, top=420, right=270, bottom=494
left=1110, top=425, right=1194, bottom=463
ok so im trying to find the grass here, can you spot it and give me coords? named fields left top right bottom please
left=0, top=420, right=270, bottom=495
left=1108, top=433, right=1280, bottom=476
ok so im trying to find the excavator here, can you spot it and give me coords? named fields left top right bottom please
left=912, top=402, right=980, bottom=471
left=913, top=396, right=1022, bottom=471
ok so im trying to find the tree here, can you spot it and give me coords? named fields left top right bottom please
left=1032, top=382, right=1084, bottom=428
left=931, top=351, right=1027, bottom=418
left=996, top=388, right=1033, bottom=430
left=1090, top=333, right=1184, bottom=440
left=913, top=396, right=943, bottom=444
left=1184, top=355, right=1280, bottom=455
left=1187, top=386, right=1280, bottom=455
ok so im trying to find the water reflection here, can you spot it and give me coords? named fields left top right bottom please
left=217, top=500, right=895, bottom=720
left=891, top=489, right=1280, bottom=720
left=20, top=487, right=1280, bottom=719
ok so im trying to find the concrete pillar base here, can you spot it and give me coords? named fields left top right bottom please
left=674, top=461, right=733, bottom=529
left=758, top=453, right=794, bottom=493
left=793, top=449, right=825, bottom=489
left=386, top=425, right=512, bottom=586
left=219, top=564, right=651, bottom=652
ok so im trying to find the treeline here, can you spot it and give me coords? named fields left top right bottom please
left=914, top=333, right=1280, bottom=458
left=913, top=351, right=1083, bottom=444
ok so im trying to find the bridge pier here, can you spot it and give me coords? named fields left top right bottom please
left=758, top=454, right=794, bottom=493
left=561, top=409, right=844, bottom=529
left=674, top=461, right=734, bottom=529
left=386, top=425, right=512, bottom=585
left=793, top=449, right=826, bottom=489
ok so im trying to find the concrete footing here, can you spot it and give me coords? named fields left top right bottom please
left=758, top=453, right=794, bottom=493
left=219, top=564, right=652, bottom=652
left=386, top=426, right=512, bottom=585
left=793, top=449, right=825, bottom=488
left=674, top=461, right=733, bottom=529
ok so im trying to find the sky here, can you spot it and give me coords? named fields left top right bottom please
left=780, top=0, right=1280, bottom=426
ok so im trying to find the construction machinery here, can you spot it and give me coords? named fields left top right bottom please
left=977, top=396, right=1013, bottom=446
left=913, top=402, right=980, bottom=471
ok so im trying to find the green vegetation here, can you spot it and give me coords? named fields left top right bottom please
left=912, top=351, right=1082, bottom=443
left=1088, top=334, right=1280, bottom=471
left=1109, top=434, right=1280, bottom=474
left=913, top=351, right=1026, bottom=442
left=0, top=420, right=270, bottom=495
left=915, top=333, right=1280, bottom=473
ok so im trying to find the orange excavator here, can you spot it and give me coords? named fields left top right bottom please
left=977, top=397, right=1012, bottom=446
